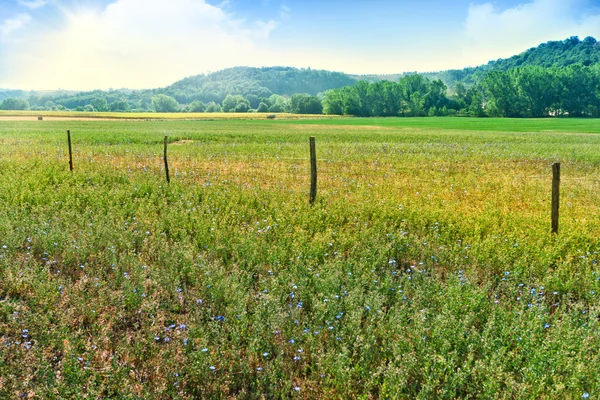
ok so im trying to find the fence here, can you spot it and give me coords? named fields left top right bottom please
left=65, top=131, right=568, bottom=234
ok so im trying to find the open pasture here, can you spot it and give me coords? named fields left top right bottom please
left=0, top=110, right=341, bottom=121
left=1, top=117, right=600, bottom=398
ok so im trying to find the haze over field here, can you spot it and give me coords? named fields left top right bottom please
left=1, top=0, right=600, bottom=90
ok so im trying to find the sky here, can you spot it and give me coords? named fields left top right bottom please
left=1, top=0, right=599, bottom=90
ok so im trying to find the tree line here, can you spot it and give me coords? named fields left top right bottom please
left=476, top=64, right=600, bottom=117
left=321, top=64, right=600, bottom=117
left=0, top=91, right=323, bottom=114
left=1, top=64, right=599, bottom=118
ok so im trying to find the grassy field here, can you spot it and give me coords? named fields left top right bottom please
left=1, top=117, right=599, bottom=398
left=0, top=110, right=340, bottom=120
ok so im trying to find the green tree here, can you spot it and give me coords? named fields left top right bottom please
left=558, top=64, right=596, bottom=117
left=257, top=102, right=269, bottom=112
left=234, top=97, right=251, bottom=112
left=222, top=95, right=237, bottom=112
left=110, top=100, right=131, bottom=112
left=246, top=94, right=260, bottom=109
left=290, top=93, right=323, bottom=114
left=188, top=100, right=206, bottom=112
left=268, top=95, right=289, bottom=112
left=481, top=71, right=521, bottom=117
left=91, top=98, right=109, bottom=112
left=205, top=102, right=222, bottom=113
left=152, top=94, right=180, bottom=112
left=322, top=90, right=344, bottom=115
left=0, top=98, right=29, bottom=110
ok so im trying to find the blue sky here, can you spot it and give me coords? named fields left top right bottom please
left=1, top=0, right=599, bottom=90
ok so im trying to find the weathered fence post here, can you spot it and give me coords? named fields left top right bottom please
left=164, top=136, right=170, bottom=184
left=310, top=136, right=317, bottom=205
left=67, top=130, right=73, bottom=172
left=551, top=162, right=560, bottom=234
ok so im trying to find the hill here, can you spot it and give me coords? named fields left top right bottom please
left=159, top=66, right=357, bottom=105
left=425, top=36, right=600, bottom=87
left=1, top=36, right=598, bottom=112
left=0, top=89, right=27, bottom=101
left=158, top=36, right=599, bottom=100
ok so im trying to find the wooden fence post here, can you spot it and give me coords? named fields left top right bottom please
left=67, top=130, right=73, bottom=172
left=164, top=136, right=170, bottom=184
left=551, top=162, right=560, bottom=234
left=310, top=137, right=317, bottom=205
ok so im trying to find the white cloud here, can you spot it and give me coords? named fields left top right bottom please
left=462, top=0, right=600, bottom=66
left=0, top=13, right=31, bottom=40
left=18, top=0, right=50, bottom=9
left=280, top=5, right=291, bottom=20
left=1, top=0, right=282, bottom=90
left=255, top=20, right=278, bottom=39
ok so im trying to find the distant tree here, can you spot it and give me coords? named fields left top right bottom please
left=268, top=103, right=285, bottom=113
left=557, top=64, right=596, bottom=117
left=290, top=93, right=323, bottom=114
left=481, top=71, right=521, bottom=117
left=152, top=94, right=180, bottom=112
left=83, top=104, right=95, bottom=112
left=91, top=98, right=109, bottom=112
left=0, top=97, right=29, bottom=110
left=322, top=90, right=344, bottom=115
left=257, top=102, right=269, bottom=112
left=205, top=102, right=222, bottom=113
left=246, top=94, right=260, bottom=109
left=234, top=97, right=251, bottom=112
left=222, top=95, right=237, bottom=112
left=466, top=87, right=486, bottom=117
left=188, top=100, right=206, bottom=112
left=110, top=100, right=131, bottom=112
left=267, top=94, right=289, bottom=112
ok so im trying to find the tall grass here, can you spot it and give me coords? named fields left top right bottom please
left=0, top=118, right=599, bottom=398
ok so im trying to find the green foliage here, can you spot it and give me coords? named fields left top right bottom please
left=234, top=98, right=251, bottom=113
left=110, top=100, right=131, bottom=112
left=0, top=89, right=26, bottom=101
left=205, top=102, right=222, bottom=113
left=323, top=75, right=450, bottom=117
left=222, top=94, right=250, bottom=113
left=152, top=94, right=180, bottom=113
left=90, top=98, right=109, bottom=112
left=289, top=93, right=323, bottom=114
left=163, top=66, right=356, bottom=106
left=3, top=36, right=598, bottom=118
left=258, top=94, right=289, bottom=113
left=257, top=102, right=269, bottom=112
left=0, top=97, right=29, bottom=110
left=425, top=35, right=600, bottom=87
left=479, top=65, right=600, bottom=117
left=187, top=100, right=206, bottom=113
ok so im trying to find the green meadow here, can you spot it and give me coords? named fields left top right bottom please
left=1, top=117, right=599, bottom=398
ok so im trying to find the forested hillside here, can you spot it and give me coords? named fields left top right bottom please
left=1, top=36, right=598, bottom=117
left=160, top=66, right=356, bottom=105
left=427, top=36, right=600, bottom=87
left=0, top=90, right=27, bottom=101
